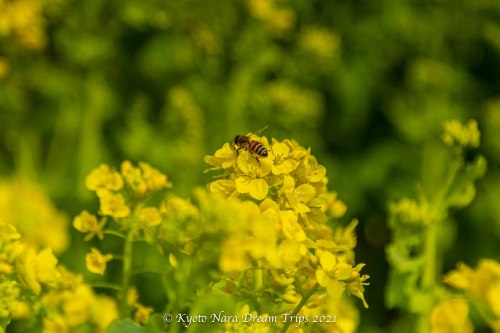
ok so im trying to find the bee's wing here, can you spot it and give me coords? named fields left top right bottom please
left=247, top=125, right=269, bottom=137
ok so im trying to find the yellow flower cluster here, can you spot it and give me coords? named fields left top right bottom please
left=442, top=119, right=480, bottom=149
left=443, top=259, right=500, bottom=331
left=205, top=135, right=369, bottom=309
left=41, top=268, right=118, bottom=333
left=79, top=161, right=171, bottom=231
left=0, top=215, right=117, bottom=332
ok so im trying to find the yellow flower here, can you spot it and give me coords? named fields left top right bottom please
left=0, top=180, right=69, bottom=253
left=134, top=303, right=154, bottom=324
left=430, top=298, right=472, bottom=333
left=73, top=210, right=106, bottom=241
left=93, top=295, right=119, bottom=332
left=204, top=143, right=238, bottom=171
left=135, top=207, right=162, bottom=227
left=139, top=162, right=172, bottom=192
left=120, top=161, right=171, bottom=197
left=16, top=247, right=60, bottom=294
left=299, top=26, right=341, bottom=60
left=0, top=280, right=20, bottom=318
left=271, top=141, right=299, bottom=175
left=43, top=315, right=68, bottom=333
left=97, top=190, right=130, bottom=218
left=442, top=119, right=480, bottom=149
left=85, top=164, right=124, bottom=192
left=62, top=284, right=94, bottom=327
left=85, top=248, right=113, bottom=275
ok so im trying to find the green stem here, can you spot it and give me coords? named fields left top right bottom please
left=280, top=284, right=319, bottom=333
left=417, top=158, right=461, bottom=333
left=89, top=281, right=121, bottom=291
left=254, top=259, right=263, bottom=291
left=120, top=229, right=134, bottom=318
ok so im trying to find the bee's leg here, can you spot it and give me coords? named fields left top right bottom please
left=254, top=156, right=261, bottom=166
left=236, top=148, right=243, bottom=156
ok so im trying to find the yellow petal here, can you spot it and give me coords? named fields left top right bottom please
left=336, top=263, right=353, bottom=280
left=319, top=250, right=336, bottom=272
left=249, top=179, right=269, bottom=200
left=235, top=177, right=252, bottom=194
left=295, top=184, right=316, bottom=203
left=307, top=165, right=326, bottom=182
left=316, top=269, right=329, bottom=287
left=272, top=142, right=290, bottom=158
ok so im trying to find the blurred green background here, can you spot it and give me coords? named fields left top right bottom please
left=1, top=0, right=500, bottom=331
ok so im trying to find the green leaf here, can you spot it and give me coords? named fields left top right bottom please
left=145, top=315, right=165, bottom=333
left=106, top=319, right=145, bottom=333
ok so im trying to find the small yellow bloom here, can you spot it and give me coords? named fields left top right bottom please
left=43, top=315, right=68, bottom=333
left=134, top=303, right=154, bottom=324
left=85, top=164, right=124, bottom=192
left=86, top=248, right=113, bottom=275
left=135, top=207, right=162, bottom=227
left=97, top=190, right=130, bottom=218
left=94, top=295, right=119, bottom=332
left=442, top=119, right=480, bottom=149
left=139, top=162, right=171, bottom=192
left=73, top=210, right=106, bottom=241
left=16, top=247, right=60, bottom=294
left=430, top=298, right=472, bottom=333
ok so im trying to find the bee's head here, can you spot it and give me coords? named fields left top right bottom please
left=234, top=135, right=241, bottom=144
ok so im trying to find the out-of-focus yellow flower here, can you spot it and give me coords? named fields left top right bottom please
left=430, top=298, right=473, bottom=333
left=94, top=295, right=119, bottom=332
left=16, top=247, right=60, bottom=294
left=135, top=207, right=162, bottom=227
left=224, top=304, right=271, bottom=332
left=62, top=284, right=94, bottom=327
left=133, top=303, right=154, bottom=325
left=97, top=190, right=130, bottom=218
left=442, top=119, right=480, bottom=149
left=444, top=259, right=500, bottom=330
left=43, top=315, right=68, bottom=333
left=0, top=180, right=69, bottom=253
left=0, top=280, right=21, bottom=319
left=10, top=300, right=32, bottom=319
left=299, top=26, right=341, bottom=60
left=120, top=161, right=171, bottom=197
left=0, top=0, right=47, bottom=50
left=73, top=211, right=106, bottom=241
left=246, top=0, right=295, bottom=34
left=41, top=267, right=118, bottom=332
left=85, top=248, right=113, bottom=275
left=85, top=164, right=124, bottom=192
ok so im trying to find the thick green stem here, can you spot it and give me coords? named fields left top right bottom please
left=120, top=229, right=134, bottom=318
left=280, top=284, right=319, bottom=333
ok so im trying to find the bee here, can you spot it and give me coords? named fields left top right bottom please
left=234, top=126, right=269, bottom=162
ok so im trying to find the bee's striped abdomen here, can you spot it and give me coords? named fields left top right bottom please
left=249, top=140, right=268, bottom=157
